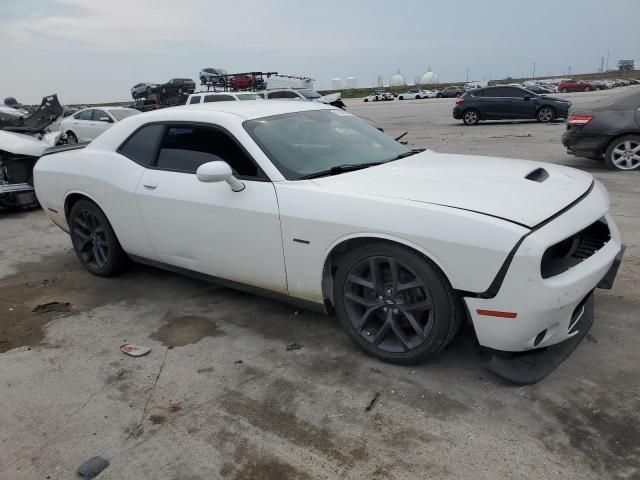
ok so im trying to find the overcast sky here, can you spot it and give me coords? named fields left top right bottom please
left=1, top=0, right=639, bottom=104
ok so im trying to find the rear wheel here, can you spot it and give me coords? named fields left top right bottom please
left=334, top=243, right=459, bottom=364
left=69, top=200, right=129, bottom=276
left=462, top=109, right=480, bottom=125
left=363, top=98, right=369, bottom=102
left=584, top=87, right=591, bottom=92
left=536, top=106, right=555, bottom=123
left=561, top=88, right=568, bottom=93
left=604, top=135, right=640, bottom=171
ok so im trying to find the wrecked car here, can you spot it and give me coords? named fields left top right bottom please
left=0, top=94, right=63, bottom=209
left=34, top=101, right=623, bottom=384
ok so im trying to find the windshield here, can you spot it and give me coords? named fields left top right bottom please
left=299, top=89, right=321, bottom=99
left=244, top=110, right=410, bottom=180
left=237, top=93, right=261, bottom=100
left=109, top=109, right=140, bottom=121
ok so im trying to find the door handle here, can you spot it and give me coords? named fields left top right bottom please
left=142, top=179, right=159, bottom=189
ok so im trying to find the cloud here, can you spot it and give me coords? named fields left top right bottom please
left=1, top=0, right=394, bottom=54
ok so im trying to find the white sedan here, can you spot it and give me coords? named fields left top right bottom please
left=397, top=89, right=425, bottom=100
left=60, top=107, right=139, bottom=144
left=34, top=101, right=623, bottom=383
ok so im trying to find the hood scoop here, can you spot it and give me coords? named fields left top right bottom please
left=525, top=167, right=549, bottom=183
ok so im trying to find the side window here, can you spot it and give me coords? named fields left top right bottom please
left=118, top=124, right=165, bottom=166
left=503, top=87, right=526, bottom=98
left=74, top=110, right=93, bottom=120
left=483, top=88, right=504, bottom=97
left=473, top=89, right=485, bottom=97
left=268, top=91, right=299, bottom=99
left=189, top=96, right=201, bottom=104
left=93, top=109, right=110, bottom=121
left=204, top=95, right=235, bottom=102
left=156, top=125, right=261, bottom=178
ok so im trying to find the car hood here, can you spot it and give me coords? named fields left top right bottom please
left=310, top=151, right=593, bottom=228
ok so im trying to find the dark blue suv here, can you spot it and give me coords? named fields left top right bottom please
left=453, top=86, right=571, bottom=125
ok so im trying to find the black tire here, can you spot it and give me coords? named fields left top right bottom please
left=363, top=98, right=369, bottom=102
left=161, top=87, right=167, bottom=94
left=333, top=242, right=460, bottom=365
left=200, top=76, right=207, bottom=84
left=604, top=134, right=640, bottom=171
left=437, top=93, right=443, bottom=98
left=561, top=88, right=568, bottom=93
left=536, top=106, right=555, bottom=123
left=584, top=87, right=590, bottom=92
left=462, top=109, right=480, bottom=125
left=66, top=131, right=78, bottom=144
left=69, top=200, right=129, bottom=276
left=398, top=96, right=404, bottom=100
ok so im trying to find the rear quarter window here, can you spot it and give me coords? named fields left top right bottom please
left=118, top=124, right=164, bottom=166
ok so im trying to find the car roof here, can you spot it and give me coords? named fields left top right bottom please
left=151, top=99, right=334, bottom=120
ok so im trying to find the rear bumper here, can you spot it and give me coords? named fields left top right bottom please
left=452, top=106, right=463, bottom=119
left=561, top=128, right=610, bottom=157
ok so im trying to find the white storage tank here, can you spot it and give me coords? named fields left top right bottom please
left=346, top=77, right=357, bottom=89
left=331, top=78, right=342, bottom=90
left=390, top=70, right=406, bottom=87
left=421, top=71, right=439, bottom=85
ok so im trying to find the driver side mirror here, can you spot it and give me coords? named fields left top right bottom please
left=98, top=116, right=113, bottom=122
left=196, top=161, right=245, bottom=192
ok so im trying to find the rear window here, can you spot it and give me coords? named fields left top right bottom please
left=189, top=96, right=201, bottom=104
left=109, top=109, right=139, bottom=121
left=237, top=94, right=261, bottom=100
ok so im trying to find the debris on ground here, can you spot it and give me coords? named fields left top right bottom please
left=587, top=334, right=598, bottom=343
left=197, top=367, right=214, bottom=373
left=234, top=360, right=243, bottom=364
left=365, top=392, right=381, bottom=412
left=286, top=342, right=302, bottom=351
left=77, top=456, right=109, bottom=479
left=120, top=344, right=151, bottom=357
left=32, top=301, right=71, bottom=315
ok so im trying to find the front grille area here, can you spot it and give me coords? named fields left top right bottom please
left=541, top=218, right=611, bottom=279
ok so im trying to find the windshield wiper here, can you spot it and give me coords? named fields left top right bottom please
left=299, top=162, right=383, bottom=180
left=386, top=148, right=425, bottom=162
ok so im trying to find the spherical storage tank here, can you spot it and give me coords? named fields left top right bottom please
left=346, top=77, right=357, bottom=89
left=421, top=71, right=439, bottom=85
left=390, top=71, right=406, bottom=87
left=331, top=78, right=342, bottom=89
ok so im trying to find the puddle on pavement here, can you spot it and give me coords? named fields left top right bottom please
left=150, top=315, right=221, bottom=348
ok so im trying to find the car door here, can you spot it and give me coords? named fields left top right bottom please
left=478, top=88, right=507, bottom=118
left=501, top=87, right=536, bottom=119
left=68, top=109, right=94, bottom=141
left=91, top=109, right=114, bottom=139
left=135, top=123, right=288, bottom=293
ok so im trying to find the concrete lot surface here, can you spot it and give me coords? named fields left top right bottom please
left=1, top=89, right=639, bottom=479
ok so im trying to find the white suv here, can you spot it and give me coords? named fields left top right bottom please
left=186, top=92, right=262, bottom=104
left=199, top=68, right=228, bottom=85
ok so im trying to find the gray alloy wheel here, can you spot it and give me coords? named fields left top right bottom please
left=333, top=243, right=460, bottom=364
left=604, top=136, right=640, bottom=171
left=463, top=109, right=480, bottom=125
left=66, top=131, right=78, bottom=144
left=69, top=200, right=128, bottom=276
left=536, top=107, right=555, bottom=123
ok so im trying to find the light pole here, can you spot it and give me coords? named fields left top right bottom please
left=532, top=62, right=536, bottom=79
left=466, top=67, right=469, bottom=83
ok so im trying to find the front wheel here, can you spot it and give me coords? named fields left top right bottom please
left=604, top=135, right=640, bottom=171
left=561, top=88, right=568, bottom=93
left=584, top=87, right=591, bottom=92
left=363, top=98, right=369, bottom=102
left=462, top=109, right=480, bottom=125
left=69, top=200, right=129, bottom=276
left=536, top=107, right=555, bottom=123
left=66, top=131, right=78, bottom=144
left=334, top=243, right=459, bottom=364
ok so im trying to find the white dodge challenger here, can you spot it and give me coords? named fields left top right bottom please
left=34, top=101, right=624, bottom=383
